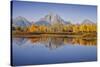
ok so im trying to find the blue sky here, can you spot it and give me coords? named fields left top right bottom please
left=12, top=1, right=97, bottom=23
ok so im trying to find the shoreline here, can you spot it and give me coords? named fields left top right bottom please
left=12, top=33, right=97, bottom=40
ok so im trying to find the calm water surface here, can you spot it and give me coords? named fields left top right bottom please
left=12, top=37, right=97, bottom=66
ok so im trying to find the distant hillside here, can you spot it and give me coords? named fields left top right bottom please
left=35, top=20, right=51, bottom=26
left=81, top=19, right=95, bottom=25
left=12, top=16, right=31, bottom=27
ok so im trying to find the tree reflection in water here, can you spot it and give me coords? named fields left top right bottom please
left=13, top=37, right=97, bottom=49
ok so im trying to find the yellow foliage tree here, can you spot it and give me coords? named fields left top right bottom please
left=28, top=24, right=39, bottom=32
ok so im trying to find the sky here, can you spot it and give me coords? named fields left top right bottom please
left=12, top=1, right=97, bottom=23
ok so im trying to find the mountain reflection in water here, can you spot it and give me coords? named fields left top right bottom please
left=12, top=37, right=97, bottom=66
left=13, top=37, right=97, bottom=49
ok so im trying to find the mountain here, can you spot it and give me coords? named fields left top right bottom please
left=35, top=20, right=51, bottom=26
left=81, top=19, right=95, bottom=25
left=38, top=13, right=69, bottom=25
left=12, top=16, right=31, bottom=27
left=64, top=21, right=72, bottom=25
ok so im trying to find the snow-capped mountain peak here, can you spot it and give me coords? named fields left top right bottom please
left=40, top=13, right=65, bottom=25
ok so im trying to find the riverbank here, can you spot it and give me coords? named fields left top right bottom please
left=12, top=33, right=97, bottom=40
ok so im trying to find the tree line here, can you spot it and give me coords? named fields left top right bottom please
left=12, top=23, right=97, bottom=33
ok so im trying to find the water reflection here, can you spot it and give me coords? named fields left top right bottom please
left=12, top=37, right=97, bottom=66
left=12, top=38, right=27, bottom=46
left=13, top=37, right=97, bottom=49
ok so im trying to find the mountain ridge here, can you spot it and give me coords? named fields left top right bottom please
left=12, top=14, right=96, bottom=27
left=12, top=16, right=31, bottom=27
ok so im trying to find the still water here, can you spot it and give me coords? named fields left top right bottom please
left=12, top=37, right=97, bottom=66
